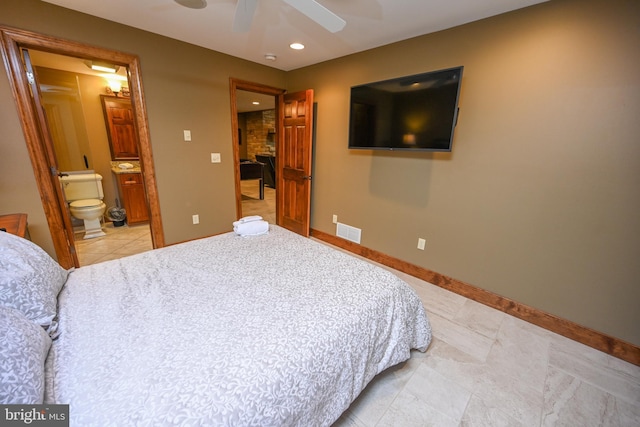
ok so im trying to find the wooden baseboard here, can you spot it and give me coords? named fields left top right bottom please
left=310, top=228, right=640, bottom=367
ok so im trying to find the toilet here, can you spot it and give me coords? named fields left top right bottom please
left=59, top=172, right=107, bottom=239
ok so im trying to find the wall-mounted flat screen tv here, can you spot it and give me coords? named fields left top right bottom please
left=348, top=66, right=463, bottom=152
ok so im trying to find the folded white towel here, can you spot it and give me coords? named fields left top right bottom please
left=234, top=220, right=269, bottom=236
left=232, top=215, right=263, bottom=227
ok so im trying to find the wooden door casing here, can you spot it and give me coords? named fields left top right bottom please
left=229, top=78, right=285, bottom=222
left=0, top=26, right=165, bottom=268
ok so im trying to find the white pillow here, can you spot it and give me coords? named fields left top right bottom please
left=0, top=231, right=69, bottom=328
left=0, top=306, right=52, bottom=404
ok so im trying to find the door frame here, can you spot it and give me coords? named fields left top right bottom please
left=0, top=25, right=165, bottom=268
left=229, top=78, right=285, bottom=220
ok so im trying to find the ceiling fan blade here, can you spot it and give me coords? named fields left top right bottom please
left=282, top=0, right=346, bottom=33
left=233, top=0, right=258, bottom=32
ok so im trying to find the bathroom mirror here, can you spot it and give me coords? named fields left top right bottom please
left=35, top=65, right=95, bottom=171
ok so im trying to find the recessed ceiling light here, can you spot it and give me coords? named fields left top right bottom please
left=252, top=101, right=260, bottom=105
left=290, top=43, right=305, bottom=50
left=264, top=54, right=277, bottom=61
left=174, top=0, right=207, bottom=9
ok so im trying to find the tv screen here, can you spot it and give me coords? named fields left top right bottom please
left=348, top=66, right=463, bottom=151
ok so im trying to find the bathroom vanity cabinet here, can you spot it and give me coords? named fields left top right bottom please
left=116, top=173, right=149, bottom=224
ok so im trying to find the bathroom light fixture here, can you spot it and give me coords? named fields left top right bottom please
left=92, top=64, right=116, bottom=73
left=87, top=60, right=119, bottom=73
left=289, top=42, right=305, bottom=50
left=107, top=79, right=122, bottom=96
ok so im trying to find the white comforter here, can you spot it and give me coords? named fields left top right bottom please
left=46, top=226, right=431, bottom=426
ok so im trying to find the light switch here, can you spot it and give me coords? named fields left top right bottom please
left=211, top=153, right=221, bottom=163
left=417, top=238, right=426, bottom=250
left=183, top=130, right=191, bottom=142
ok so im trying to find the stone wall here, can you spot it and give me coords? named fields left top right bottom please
left=244, top=109, right=275, bottom=160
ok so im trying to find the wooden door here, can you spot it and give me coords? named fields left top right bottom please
left=101, top=96, right=139, bottom=159
left=21, top=48, right=79, bottom=267
left=277, top=90, right=314, bottom=236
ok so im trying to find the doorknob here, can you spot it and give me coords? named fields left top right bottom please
left=302, top=175, right=312, bottom=180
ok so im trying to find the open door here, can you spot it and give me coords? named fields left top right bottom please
left=20, top=48, right=79, bottom=266
left=277, top=90, right=314, bottom=237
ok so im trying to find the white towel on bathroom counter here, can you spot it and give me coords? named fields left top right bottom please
left=233, top=216, right=269, bottom=236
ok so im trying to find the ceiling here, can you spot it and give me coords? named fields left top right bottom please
left=41, top=0, right=547, bottom=72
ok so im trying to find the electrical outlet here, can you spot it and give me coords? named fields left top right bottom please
left=192, top=214, right=199, bottom=225
left=417, top=238, right=426, bottom=250
left=211, top=153, right=221, bottom=163
left=332, top=214, right=338, bottom=224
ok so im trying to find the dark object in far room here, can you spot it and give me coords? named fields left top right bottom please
left=255, top=154, right=276, bottom=188
left=239, top=161, right=264, bottom=200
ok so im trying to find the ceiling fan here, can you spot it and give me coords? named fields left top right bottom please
left=174, top=0, right=346, bottom=33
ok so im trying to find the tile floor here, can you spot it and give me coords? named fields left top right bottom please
left=73, top=222, right=152, bottom=266
left=74, top=202, right=640, bottom=426
left=333, top=265, right=640, bottom=426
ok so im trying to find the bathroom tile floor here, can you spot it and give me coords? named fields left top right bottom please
left=73, top=222, right=152, bottom=266
left=331, top=261, right=640, bottom=426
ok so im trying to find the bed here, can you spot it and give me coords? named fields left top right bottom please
left=0, top=225, right=431, bottom=426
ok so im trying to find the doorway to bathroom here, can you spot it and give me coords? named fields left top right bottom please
left=26, top=49, right=154, bottom=266
left=0, top=26, right=164, bottom=269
